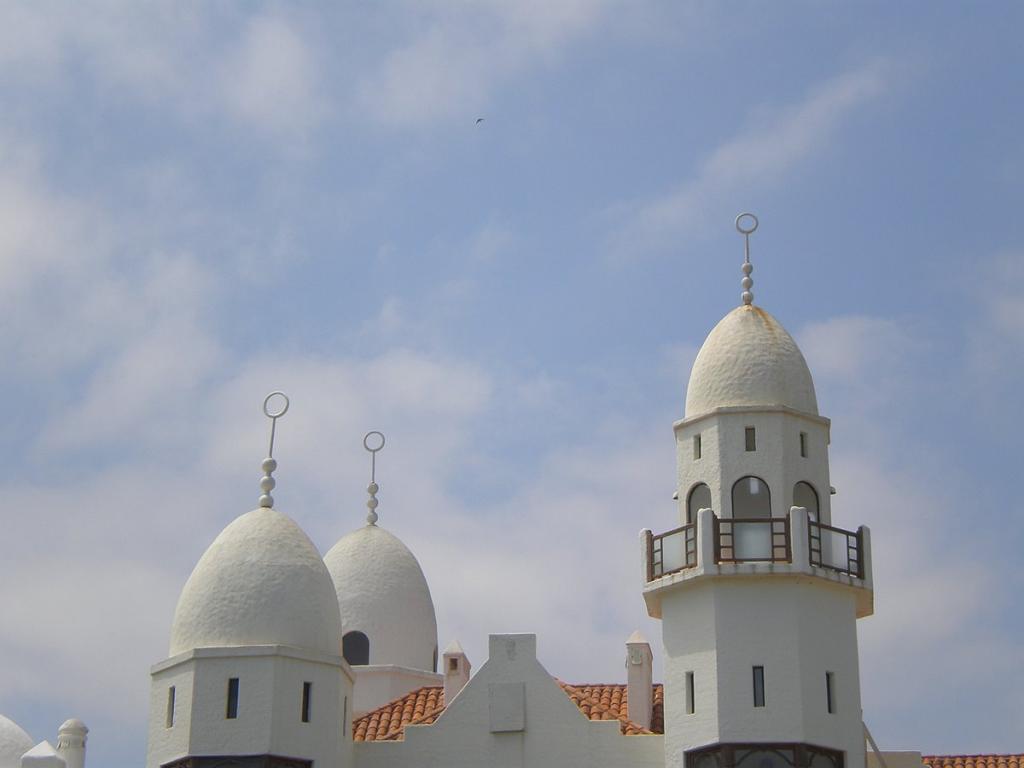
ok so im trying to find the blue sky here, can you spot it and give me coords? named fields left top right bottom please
left=1, top=2, right=1022, bottom=766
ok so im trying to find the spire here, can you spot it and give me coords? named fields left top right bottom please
left=363, top=430, right=386, bottom=524
left=258, top=391, right=290, bottom=508
left=735, top=212, right=759, bottom=306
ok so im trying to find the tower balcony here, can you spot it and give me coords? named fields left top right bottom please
left=640, top=507, right=873, bottom=619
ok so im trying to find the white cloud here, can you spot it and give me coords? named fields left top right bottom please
left=798, top=314, right=919, bottom=420
left=613, top=59, right=894, bottom=256
left=220, top=14, right=324, bottom=137
left=356, top=1, right=607, bottom=127
left=0, top=5, right=325, bottom=139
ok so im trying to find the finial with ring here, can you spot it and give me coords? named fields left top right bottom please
left=363, top=431, right=386, bottom=525
left=735, top=212, right=759, bottom=306
left=259, top=391, right=290, bottom=509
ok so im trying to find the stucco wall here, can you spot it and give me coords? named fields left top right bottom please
left=146, top=646, right=353, bottom=768
left=661, top=578, right=864, bottom=768
left=675, top=407, right=833, bottom=526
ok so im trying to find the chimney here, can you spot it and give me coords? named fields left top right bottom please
left=56, top=720, right=87, bottom=768
left=625, top=630, right=653, bottom=731
left=442, top=639, right=471, bottom=705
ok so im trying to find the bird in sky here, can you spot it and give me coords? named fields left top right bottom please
left=476, top=118, right=484, bottom=124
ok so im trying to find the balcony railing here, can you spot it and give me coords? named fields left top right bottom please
left=644, top=511, right=869, bottom=584
left=647, top=523, right=697, bottom=580
left=808, top=521, right=863, bottom=579
left=715, top=517, right=792, bottom=563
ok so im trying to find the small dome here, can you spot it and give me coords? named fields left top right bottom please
left=170, top=507, right=342, bottom=657
left=0, top=715, right=32, bottom=768
left=324, top=524, right=438, bottom=672
left=685, top=305, right=818, bottom=418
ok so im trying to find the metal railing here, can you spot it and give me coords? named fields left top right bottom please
left=808, top=521, right=863, bottom=578
left=715, top=517, right=791, bottom=563
left=647, top=523, right=697, bottom=581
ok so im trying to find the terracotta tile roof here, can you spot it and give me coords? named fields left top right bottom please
left=352, top=686, right=445, bottom=742
left=558, top=683, right=664, bottom=735
left=923, top=757, right=1024, bottom=768
left=351, top=682, right=665, bottom=742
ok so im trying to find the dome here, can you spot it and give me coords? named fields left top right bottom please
left=324, top=524, right=438, bottom=672
left=0, top=715, right=32, bottom=768
left=170, top=507, right=342, bottom=657
left=685, top=304, right=818, bottom=418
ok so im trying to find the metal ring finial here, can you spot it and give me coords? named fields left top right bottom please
left=263, top=391, right=290, bottom=419
left=259, top=391, right=290, bottom=508
left=363, top=430, right=385, bottom=453
left=735, top=212, right=759, bottom=237
left=363, top=431, right=386, bottom=525
left=735, top=212, right=759, bottom=305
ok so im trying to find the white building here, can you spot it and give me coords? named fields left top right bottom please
left=1, top=219, right=1007, bottom=768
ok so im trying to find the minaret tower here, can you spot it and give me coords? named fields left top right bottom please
left=641, top=215, right=874, bottom=768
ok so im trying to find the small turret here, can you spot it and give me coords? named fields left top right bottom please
left=55, top=720, right=87, bottom=768
left=625, top=631, right=653, bottom=731
left=442, top=640, right=472, bottom=705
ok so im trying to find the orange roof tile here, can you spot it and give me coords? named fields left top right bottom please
left=924, top=757, right=1024, bottom=768
left=561, top=683, right=664, bottom=735
left=351, top=686, right=445, bottom=743
left=351, top=682, right=665, bottom=742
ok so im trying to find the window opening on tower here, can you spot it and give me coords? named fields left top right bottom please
left=752, top=666, right=766, bottom=707
left=343, top=631, right=370, bottom=666
left=794, top=482, right=819, bottom=521
left=732, top=477, right=772, bottom=558
left=226, top=678, right=239, bottom=719
left=687, top=483, right=712, bottom=525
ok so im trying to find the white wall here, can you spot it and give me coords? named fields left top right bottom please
left=355, top=634, right=663, bottom=768
left=146, top=646, right=353, bottom=768
left=675, top=406, right=833, bottom=526
left=660, top=578, right=864, bottom=768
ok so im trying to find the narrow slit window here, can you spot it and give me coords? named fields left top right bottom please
left=449, top=657, right=459, bottom=672
left=166, top=686, right=175, bottom=728
left=745, top=427, right=756, bottom=452
left=343, top=696, right=348, bottom=739
left=686, top=672, right=695, bottom=714
left=826, top=672, right=835, bottom=714
left=800, top=431, right=808, bottom=458
left=301, top=681, right=312, bottom=723
left=752, top=666, right=765, bottom=707
left=226, top=677, right=239, bottom=719
left=693, top=434, right=702, bottom=460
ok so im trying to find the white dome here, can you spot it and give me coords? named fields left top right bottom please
left=324, top=524, right=438, bottom=672
left=170, top=507, right=342, bottom=657
left=685, top=304, right=818, bottom=418
left=0, top=715, right=32, bottom=768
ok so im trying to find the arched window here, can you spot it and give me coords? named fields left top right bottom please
left=731, top=476, right=772, bottom=559
left=731, top=476, right=771, bottom=518
left=793, top=481, right=820, bottom=521
left=342, top=631, right=369, bottom=666
left=687, top=483, right=712, bottom=524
